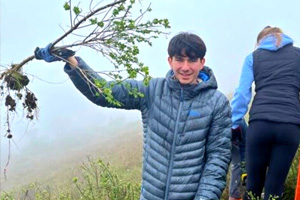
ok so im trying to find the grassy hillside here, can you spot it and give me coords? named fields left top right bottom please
left=1, top=118, right=299, bottom=199
left=0, top=120, right=143, bottom=193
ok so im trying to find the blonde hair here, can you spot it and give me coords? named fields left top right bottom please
left=256, top=26, right=283, bottom=47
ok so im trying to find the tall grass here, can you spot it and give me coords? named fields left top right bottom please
left=1, top=128, right=299, bottom=200
left=1, top=152, right=299, bottom=200
left=0, top=157, right=140, bottom=200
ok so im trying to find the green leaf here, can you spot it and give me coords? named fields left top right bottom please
left=132, top=46, right=139, bottom=55
left=128, top=20, right=135, bottom=29
left=113, top=9, right=119, bottom=16
left=93, top=79, right=106, bottom=88
left=141, top=66, right=149, bottom=75
left=72, top=177, right=78, bottom=184
left=164, top=19, right=171, bottom=28
left=90, top=18, right=97, bottom=24
left=118, top=4, right=125, bottom=11
left=73, top=6, right=81, bottom=15
left=97, top=21, right=104, bottom=28
left=109, top=52, right=116, bottom=59
left=63, top=2, right=70, bottom=10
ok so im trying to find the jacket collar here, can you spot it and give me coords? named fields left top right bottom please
left=258, top=34, right=293, bottom=51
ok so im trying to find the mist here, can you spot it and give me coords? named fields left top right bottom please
left=0, top=75, right=143, bottom=191
left=3, top=0, right=300, bottom=196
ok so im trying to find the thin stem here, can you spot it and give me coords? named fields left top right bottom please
left=0, top=55, right=35, bottom=79
left=69, top=0, right=73, bottom=27
left=51, top=0, right=125, bottom=47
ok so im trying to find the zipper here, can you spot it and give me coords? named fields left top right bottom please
left=164, top=88, right=184, bottom=200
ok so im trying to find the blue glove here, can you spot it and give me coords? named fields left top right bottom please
left=34, top=43, right=75, bottom=62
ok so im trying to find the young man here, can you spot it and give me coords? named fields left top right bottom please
left=35, top=32, right=232, bottom=200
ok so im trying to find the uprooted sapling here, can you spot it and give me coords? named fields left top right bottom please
left=0, top=0, right=170, bottom=141
left=1, top=69, right=38, bottom=138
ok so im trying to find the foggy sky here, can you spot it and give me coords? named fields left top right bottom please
left=1, top=0, right=300, bottom=192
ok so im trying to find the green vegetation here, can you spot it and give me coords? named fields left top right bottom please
left=1, top=120, right=299, bottom=200
left=1, top=0, right=170, bottom=139
left=2, top=146, right=299, bottom=200
left=0, top=157, right=140, bottom=200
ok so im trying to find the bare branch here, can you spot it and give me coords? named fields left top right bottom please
left=69, top=0, right=73, bottom=27
left=1, top=0, right=126, bottom=76
left=135, top=3, right=151, bottom=25
left=52, top=0, right=125, bottom=47
left=0, top=56, right=35, bottom=79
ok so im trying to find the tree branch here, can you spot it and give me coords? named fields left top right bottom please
left=1, top=0, right=125, bottom=79
left=0, top=55, right=35, bottom=79
left=51, top=0, right=125, bottom=47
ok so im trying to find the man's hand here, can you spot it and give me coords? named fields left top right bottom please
left=34, top=43, right=75, bottom=62
left=231, top=126, right=243, bottom=143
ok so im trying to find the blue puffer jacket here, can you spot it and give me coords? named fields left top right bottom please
left=64, top=57, right=232, bottom=200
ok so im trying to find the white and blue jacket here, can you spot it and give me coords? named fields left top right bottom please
left=231, top=34, right=299, bottom=128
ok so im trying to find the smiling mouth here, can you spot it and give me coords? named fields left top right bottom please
left=180, top=73, right=192, bottom=77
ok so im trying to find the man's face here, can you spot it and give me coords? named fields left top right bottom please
left=168, top=55, right=205, bottom=85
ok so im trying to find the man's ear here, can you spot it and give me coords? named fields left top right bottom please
left=168, top=56, right=173, bottom=69
left=200, top=58, right=206, bottom=69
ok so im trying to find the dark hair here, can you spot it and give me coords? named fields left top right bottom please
left=167, top=32, right=206, bottom=59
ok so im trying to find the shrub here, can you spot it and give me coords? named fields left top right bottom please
left=0, top=157, right=141, bottom=200
left=72, top=157, right=140, bottom=200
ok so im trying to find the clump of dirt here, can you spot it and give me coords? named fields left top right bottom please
left=1, top=70, right=39, bottom=139
left=23, top=91, right=38, bottom=120
left=1, top=71, right=38, bottom=121
left=5, top=95, right=16, bottom=111
left=0, top=65, right=38, bottom=139
left=4, top=72, right=29, bottom=91
left=6, top=129, right=12, bottom=139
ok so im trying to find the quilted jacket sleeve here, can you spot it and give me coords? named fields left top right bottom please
left=195, top=92, right=232, bottom=200
left=64, top=57, right=148, bottom=110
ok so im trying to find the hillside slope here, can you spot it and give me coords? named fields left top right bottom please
left=0, top=121, right=143, bottom=192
